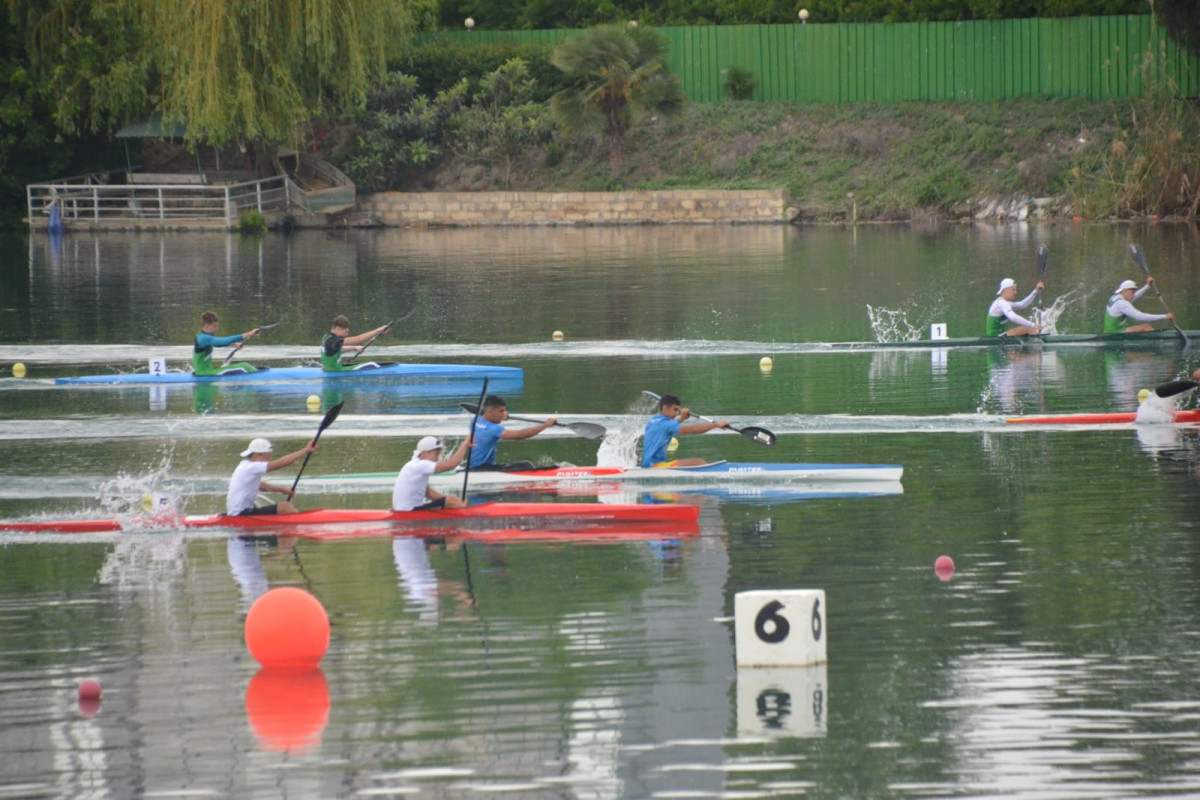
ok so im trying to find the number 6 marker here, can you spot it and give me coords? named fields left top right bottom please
left=735, top=590, right=827, bottom=667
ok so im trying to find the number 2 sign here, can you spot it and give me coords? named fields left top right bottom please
left=734, top=590, right=827, bottom=667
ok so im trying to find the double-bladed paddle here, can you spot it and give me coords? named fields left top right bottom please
left=461, top=379, right=488, bottom=501
left=288, top=400, right=345, bottom=495
left=342, top=308, right=417, bottom=366
left=1129, top=244, right=1188, bottom=347
left=459, top=403, right=606, bottom=440
left=1154, top=379, right=1199, bottom=399
left=222, top=320, right=282, bottom=366
left=1034, top=243, right=1048, bottom=327
left=642, top=390, right=776, bottom=447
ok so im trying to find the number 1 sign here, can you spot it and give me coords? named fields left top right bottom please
left=734, top=589, right=826, bottom=667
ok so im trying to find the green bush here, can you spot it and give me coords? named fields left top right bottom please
left=403, top=37, right=570, bottom=101
left=724, top=65, right=755, bottom=100
left=235, top=211, right=267, bottom=234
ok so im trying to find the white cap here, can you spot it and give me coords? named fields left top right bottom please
left=240, top=438, right=273, bottom=457
left=996, top=278, right=1016, bottom=295
left=1117, top=279, right=1138, bottom=292
left=413, top=436, right=444, bottom=457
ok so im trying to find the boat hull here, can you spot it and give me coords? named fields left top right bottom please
left=832, top=330, right=1198, bottom=350
left=0, top=502, right=699, bottom=534
left=303, top=461, right=904, bottom=491
left=54, top=363, right=523, bottom=386
left=1007, top=409, right=1200, bottom=425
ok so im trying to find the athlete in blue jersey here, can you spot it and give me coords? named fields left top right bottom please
left=641, top=394, right=729, bottom=468
left=468, top=395, right=555, bottom=470
left=194, top=310, right=261, bottom=376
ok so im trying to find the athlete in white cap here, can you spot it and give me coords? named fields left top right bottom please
left=392, top=435, right=474, bottom=512
left=1104, top=278, right=1172, bottom=333
left=225, top=438, right=317, bottom=516
left=986, top=277, right=1044, bottom=337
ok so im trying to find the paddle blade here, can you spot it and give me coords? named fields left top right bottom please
left=317, top=401, right=345, bottom=437
left=1155, top=379, right=1199, bottom=399
left=567, top=422, right=607, bottom=440
left=736, top=426, right=776, bottom=447
left=1036, top=243, right=1048, bottom=279
left=1130, top=243, right=1149, bottom=276
left=460, top=402, right=481, bottom=414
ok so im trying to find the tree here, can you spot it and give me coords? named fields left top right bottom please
left=549, top=24, right=684, bottom=161
left=1152, top=0, right=1200, bottom=58
left=20, top=0, right=432, bottom=151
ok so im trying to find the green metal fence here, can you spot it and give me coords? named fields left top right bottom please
left=447, top=15, right=1199, bottom=103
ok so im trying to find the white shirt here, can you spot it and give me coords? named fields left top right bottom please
left=1106, top=286, right=1164, bottom=323
left=226, top=459, right=269, bottom=515
left=393, top=458, right=437, bottom=511
left=987, top=288, right=1039, bottom=327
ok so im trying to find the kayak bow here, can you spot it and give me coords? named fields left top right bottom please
left=1007, top=409, right=1200, bottom=425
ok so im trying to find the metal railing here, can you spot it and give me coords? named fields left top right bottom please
left=27, top=175, right=290, bottom=226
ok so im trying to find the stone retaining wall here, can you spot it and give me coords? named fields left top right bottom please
left=356, top=189, right=791, bottom=227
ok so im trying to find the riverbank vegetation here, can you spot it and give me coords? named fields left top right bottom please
left=2, top=1, right=1198, bottom=226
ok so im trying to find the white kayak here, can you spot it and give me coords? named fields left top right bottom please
left=301, top=461, right=904, bottom=491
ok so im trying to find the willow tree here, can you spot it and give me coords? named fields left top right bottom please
left=21, top=0, right=425, bottom=151
left=139, top=0, right=421, bottom=151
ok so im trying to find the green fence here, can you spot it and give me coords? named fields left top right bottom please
left=447, top=15, right=1200, bottom=103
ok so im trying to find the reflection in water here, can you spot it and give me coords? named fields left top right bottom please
left=244, top=667, right=330, bottom=752
left=228, top=536, right=269, bottom=612
left=393, top=536, right=439, bottom=622
left=1105, top=351, right=1167, bottom=407
left=983, top=350, right=1062, bottom=414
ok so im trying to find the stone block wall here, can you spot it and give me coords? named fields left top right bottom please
left=357, top=189, right=790, bottom=227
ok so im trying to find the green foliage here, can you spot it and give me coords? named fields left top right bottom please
left=449, top=59, right=554, bottom=187
left=330, top=72, right=467, bottom=192
left=403, top=37, right=571, bottom=101
left=235, top=210, right=267, bottom=234
left=550, top=24, right=683, bottom=159
left=1153, top=0, right=1200, bottom=58
left=724, top=65, right=755, bottom=100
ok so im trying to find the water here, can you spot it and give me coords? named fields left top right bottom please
left=3, top=224, right=1200, bottom=798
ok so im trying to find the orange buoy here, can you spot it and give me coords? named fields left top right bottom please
left=245, top=668, right=330, bottom=752
left=244, top=587, right=330, bottom=669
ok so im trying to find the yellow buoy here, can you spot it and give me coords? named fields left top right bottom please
left=1137, top=388, right=1151, bottom=404
left=306, top=395, right=321, bottom=411
left=667, top=436, right=679, bottom=452
left=552, top=330, right=564, bottom=341
left=12, top=362, right=26, bottom=378
left=759, top=356, right=773, bottom=372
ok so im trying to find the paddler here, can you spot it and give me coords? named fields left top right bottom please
left=393, top=435, right=473, bottom=511
left=321, top=315, right=390, bottom=371
left=641, top=394, right=729, bottom=468
left=1104, top=279, right=1173, bottom=333
left=468, top=395, right=555, bottom=471
left=986, top=278, right=1044, bottom=338
left=226, top=438, right=316, bottom=516
left=194, top=311, right=260, bottom=376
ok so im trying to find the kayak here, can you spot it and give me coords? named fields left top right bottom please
left=54, top=363, right=523, bottom=386
left=301, top=461, right=904, bottom=491
left=827, top=329, right=1197, bottom=350
left=1007, top=409, right=1200, bottom=425
left=0, top=502, right=700, bottom=534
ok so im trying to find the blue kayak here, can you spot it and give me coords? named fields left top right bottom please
left=55, top=363, right=523, bottom=386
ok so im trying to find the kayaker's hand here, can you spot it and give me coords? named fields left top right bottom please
left=244, top=328, right=259, bottom=340
left=544, top=418, right=557, bottom=428
left=1035, top=281, right=1045, bottom=291
left=1147, top=276, right=1156, bottom=285
left=716, top=420, right=731, bottom=428
left=1166, top=312, right=1175, bottom=321
left=304, top=440, right=318, bottom=454
left=283, top=488, right=296, bottom=499
left=1032, top=324, right=1043, bottom=334
left=678, top=407, right=691, bottom=421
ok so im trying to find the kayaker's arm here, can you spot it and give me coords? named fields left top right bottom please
left=267, top=441, right=316, bottom=472
left=501, top=419, right=556, bottom=440
left=259, top=480, right=296, bottom=499
left=435, top=436, right=473, bottom=472
left=678, top=420, right=730, bottom=435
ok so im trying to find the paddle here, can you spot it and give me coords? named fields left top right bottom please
left=641, top=391, right=776, bottom=447
left=341, top=308, right=416, bottom=366
left=1154, top=379, right=1199, bottom=399
left=461, top=378, right=488, bottom=501
left=222, top=320, right=282, bottom=366
left=459, top=403, right=606, bottom=440
left=1034, top=243, right=1048, bottom=327
left=288, top=400, right=345, bottom=495
left=1129, top=244, right=1188, bottom=347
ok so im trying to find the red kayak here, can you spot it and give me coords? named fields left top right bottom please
left=0, top=502, right=700, bottom=534
left=1007, top=409, right=1200, bottom=425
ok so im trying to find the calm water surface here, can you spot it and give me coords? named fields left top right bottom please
left=2, top=224, right=1200, bottom=798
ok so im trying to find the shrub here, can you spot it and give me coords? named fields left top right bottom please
left=724, top=65, right=755, bottom=100
left=236, top=210, right=267, bottom=234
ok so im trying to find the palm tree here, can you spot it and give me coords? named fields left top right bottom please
left=550, top=24, right=683, bottom=161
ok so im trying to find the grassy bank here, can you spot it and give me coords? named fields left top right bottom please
left=421, top=96, right=1199, bottom=222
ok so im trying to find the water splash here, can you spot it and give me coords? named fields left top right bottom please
left=865, top=305, right=924, bottom=343
left=97, top=451, right=189, bottom=526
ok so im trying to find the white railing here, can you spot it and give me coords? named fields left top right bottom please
left=27, top=175, right=289, bottom=226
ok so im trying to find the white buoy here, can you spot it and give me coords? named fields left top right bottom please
left=759, top=356, right=773, bottom=372
left=306, top=395, right=321, bottom=411
left=12, top=362, right=26, bottom=378
left=552, top=330, right=564, bottom=341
